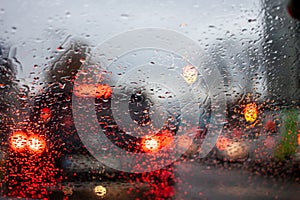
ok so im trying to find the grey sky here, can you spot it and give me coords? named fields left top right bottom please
left=0, top=0, right=262, bottom=84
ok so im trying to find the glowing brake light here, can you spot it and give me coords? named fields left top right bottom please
left=9, top=131, right=46, bottom=154
left=10, top=131, right=27, bottom=152
left=244, top=102, right=258, bottom=123
left=27, top=135, right=46, bottom=154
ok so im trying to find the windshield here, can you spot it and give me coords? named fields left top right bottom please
left=0, top=0, right=299, bottom=199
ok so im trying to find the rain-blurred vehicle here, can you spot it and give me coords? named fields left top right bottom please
left=1, top=42, right=177, bottom=199
left=0, top=45, right=63, bottom=198
left=210, top=40, right=300, bottom=164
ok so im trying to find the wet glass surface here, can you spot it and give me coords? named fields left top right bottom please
left=0, top=0, right=299, bottom=199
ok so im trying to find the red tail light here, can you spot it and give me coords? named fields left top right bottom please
left=27, top=135, right=46, bottom=154
left=9, top=131, right=46, bottom=154
left=10, top=131, right=27, bottom=152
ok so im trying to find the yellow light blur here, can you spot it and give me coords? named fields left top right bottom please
left=94, top=185, right=107, bottom=197
left=244, top=102, right=258, bottom=123
left=182, top=65, right=198, bottom=84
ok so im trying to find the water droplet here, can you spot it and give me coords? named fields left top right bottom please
left=179, top=23, right=187, bottom=28
left=47, top=17, right=53, bottom=23
left=65, top=11, right=71, bottom=18
left=11, top=26, right=17, bottom=32
left=56, top=46, right=65, bottom=51
left=0, top=8, right=5, bottom=14
left=143, top=109, right=148, bottom=114
left=80, top=58, right=85, bottom=63
left=120, top=14, right=129, bottom=20
left=248, top=18, right=256, bottom=22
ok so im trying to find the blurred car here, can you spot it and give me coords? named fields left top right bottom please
left=205, top=39, right=300, bottom=163
left=0, top=44, right=62, bottom=198
left=24, top=41, right=176, bottom=199
left=214, top=93, right=300, bottom=164
left=0, top=41, right=178, bottom=199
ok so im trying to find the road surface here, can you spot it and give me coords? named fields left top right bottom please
left=173, top=159, right=300, bottom=200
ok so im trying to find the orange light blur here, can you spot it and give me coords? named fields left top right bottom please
left=10, top=131, right=28, bottom=152
left=27, top=135, right=46, bottom=154
left=298, top=132, right=300, bottom=146
left=244, top=102, right=258, bottom=123
left=141, top=130, right=174, bottom=153
left=159, top=130, right=174, bottom=147
left=74, top=83, right=112, bottom=99
left=141, top=137, right=160, bottom=153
